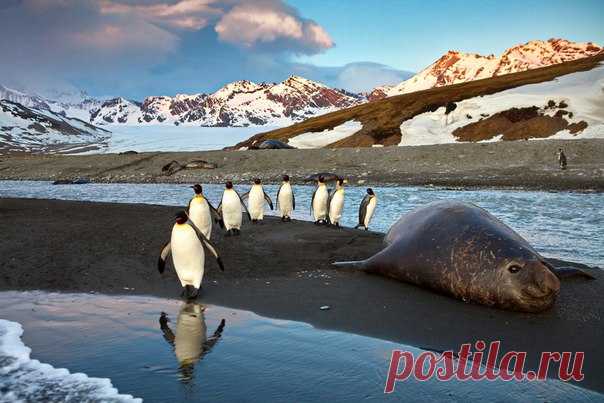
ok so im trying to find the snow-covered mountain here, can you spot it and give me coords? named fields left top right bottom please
left=0, top=100, right=109, bottom=154
left=89, top=76, right=363, bottom=127
left=383, top=39, right=602, bottom=98
left=0, top=84, right=103, bottom=122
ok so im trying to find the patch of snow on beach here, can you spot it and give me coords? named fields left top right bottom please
left=288, top=120, right=362, bottom=148
left=399, top=63, right=604, bottom=146
left=0, top=319, right=141, bottom=402
left=99, top=124, right=275, bottom=153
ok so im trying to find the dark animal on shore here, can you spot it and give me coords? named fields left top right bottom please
left=52, top=177, right=91, bottom=185
left=256, top=140, right=295, bottom=149
left=162, top=160, right=217, bottom=176
left=304, top=172, right=340, bottom=182
left=333, top=200, right=594, bottom=312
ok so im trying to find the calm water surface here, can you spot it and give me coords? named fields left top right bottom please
left=0, top=291, right=601, bottom=402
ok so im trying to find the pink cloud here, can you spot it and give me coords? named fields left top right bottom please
left=215, top=2, right=334, bottom=53
left=99, top=0, right=223, bottom=31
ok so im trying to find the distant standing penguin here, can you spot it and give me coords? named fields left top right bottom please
left=242, top=178, right=273, bottom=223
left=157, top=211, right=225, bottom=299
left=328, top=177, right=346, bottom=227
left=276, top=174, right=295, bottom=221
left=355, top=188, right=377, bottom=231
left=311, top=176, right=329, bottom=225
left=187, top=184, right=222, bottom=239
left=557, top=148, right=567, bottom=170
left=218, top=181, right=251, bottom=236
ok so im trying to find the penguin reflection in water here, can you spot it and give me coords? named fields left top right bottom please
left=327, top=177, right=347, bottom=227
left=276, top=175, right=295, bottom=222
left=218, top=181, right=251, bottom=236
left=187, top=184, right=223, bottom=239
left=241, top=178, right=273, bottom=223
left=158, top=211, right=225, bottom=299
left=159, top=303, right=226, bottom=383
left=310, top=176, right=329, bottom=225
left=355, top=188, right=377, bottom=231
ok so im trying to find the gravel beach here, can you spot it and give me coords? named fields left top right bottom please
left=1, top=139, right=603, bottom=190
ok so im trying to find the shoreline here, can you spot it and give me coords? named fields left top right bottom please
left=1, top=139, right=603, bottom=191
left=1, top=197, right=603, bottom=392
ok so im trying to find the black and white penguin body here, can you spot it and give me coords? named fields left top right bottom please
left=355, top=188, right=377, bottom=231
left=311, top=176, right=329, bottom=225
left=218, top=181, right=251, bottom=236
left=276, top=175, right=295, bottom=221
left=243, top=178, right=273, bottom=222
left=158, top=211, right=224, bottom=299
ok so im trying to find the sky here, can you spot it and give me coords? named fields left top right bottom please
left=0, top=0, right=602, bottom=99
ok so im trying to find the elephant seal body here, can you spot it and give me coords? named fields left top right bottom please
left=304, top=172, right=340, bottom=183
left=334, top=200, right=563, bottom=312
left=258, top=140, right=295, bottom=149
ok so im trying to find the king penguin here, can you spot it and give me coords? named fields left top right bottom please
left=355, top=188, right=377, bottom=230
left=242, top=178, right=273, bottom=223
left=311, top=176, right=329, bottom=225
left=159, top=303, right=225, bottom=383
left=276, top=174, right=295, bottom=222
left=187, top=184, right=223, bottom=239
left=217, top=181, right=251, bottom=236
left=158, top=211, right=225, bottom=299
left=328, top=177, right=346, bottom=227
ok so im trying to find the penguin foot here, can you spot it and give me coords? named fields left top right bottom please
left=183, top=285, right=199, bottom=300
left=233, top=228, right=241, bottom=236
left=251, top=219, right=258, bottom=224
left=225, top=229, right=233, bottom=237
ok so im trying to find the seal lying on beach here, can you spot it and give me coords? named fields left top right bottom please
left=333, top=200, right=594, bottom=312
left=304, top=172, right=340, bottom=182
left=257, top=139, right=295, bottom=149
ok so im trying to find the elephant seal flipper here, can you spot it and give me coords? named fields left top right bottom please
left=549, top=266, right=596, bottom=280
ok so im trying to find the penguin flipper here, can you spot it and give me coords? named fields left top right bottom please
left=187, top=221, right=225, bottom=272
left=158, top=241, right=171, bottom=274
left=263, top=192, right=274, bottom=210
left=275, top=184, right=282, bottom=210
left=358, top=194, right=370, bottom=229
left=235, top=190, right=252, bottom=221
left=310, top=188, right=317, bottom=216
left=203, top=319, right=226, bottom=352
left=159, top=312, right=175, bottom=346
left=207, top=200, right=225, bottom=229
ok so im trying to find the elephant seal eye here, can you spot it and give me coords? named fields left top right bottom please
left=508, top=265, right=521, bottom=274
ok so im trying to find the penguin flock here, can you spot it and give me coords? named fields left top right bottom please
left=157, top=175, right=378, bottom=299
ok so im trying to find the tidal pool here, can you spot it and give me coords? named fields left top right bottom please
left=0, top=291, right=601, bottom=402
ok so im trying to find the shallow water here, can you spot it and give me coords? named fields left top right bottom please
left=0, top=291, right=601, bottom=402
left=1, top=180, right=602, bottom=267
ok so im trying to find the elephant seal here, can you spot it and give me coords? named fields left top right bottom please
left=333, top=200, right=594, bottom=312
left=304, top=172, right=340, bottom=183
left=257, top=140, right=295, bottom=149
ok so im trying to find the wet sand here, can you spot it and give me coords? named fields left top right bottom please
left=1, top=198, right=603, bottom=392
left=1, top=139, right=603, bottom=190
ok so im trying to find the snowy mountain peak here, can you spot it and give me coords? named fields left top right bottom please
left=86, top=76, right=361, bottom=127
left=385, top=38, right=602, bottom=98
